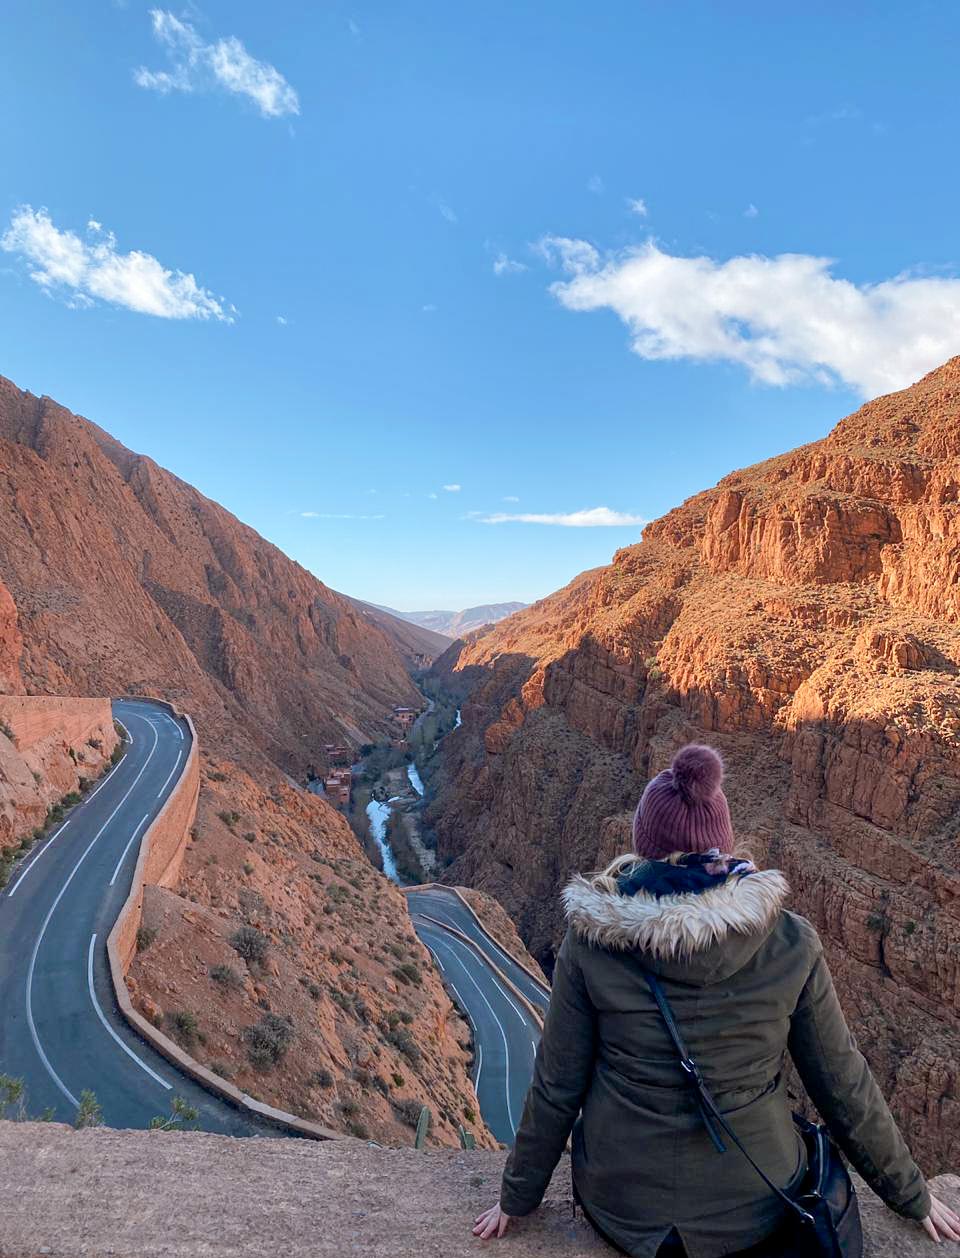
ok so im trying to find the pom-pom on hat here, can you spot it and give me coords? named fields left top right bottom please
left=632, top=744, right=734, bottom=860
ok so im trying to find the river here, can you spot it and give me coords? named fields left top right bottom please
left=365, top=798, right=399, bottom=881
left=407, top=763, right=425, bottom=796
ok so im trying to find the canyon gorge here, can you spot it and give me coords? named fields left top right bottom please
left=0, top=373, right=483, bottom=1148
left=427, top=356, right=960, bottom=1176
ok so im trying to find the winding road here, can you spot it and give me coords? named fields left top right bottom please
left=407, top=888, right=549, bottom=1145
left=0, top=697, right=550, bottom=1145
left=0, top=698, right=270, bottom=1135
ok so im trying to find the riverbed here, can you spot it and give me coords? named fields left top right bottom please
left=365, top=798, right=399, bottom=881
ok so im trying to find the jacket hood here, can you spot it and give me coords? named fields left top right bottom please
left=563, top=868, right=790, bottom=985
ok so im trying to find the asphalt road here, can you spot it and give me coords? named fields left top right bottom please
left=406, top=887, right=550, bottom=1014
left=410, top=912, right=543, bottom=1145
left=0, top=698, right=273, bottom=1136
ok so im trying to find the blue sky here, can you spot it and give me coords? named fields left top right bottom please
left=3, top=2, right=960, bottom=609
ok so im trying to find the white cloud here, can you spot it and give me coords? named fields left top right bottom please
left=434, top=198, right=458, bottom=223
left=422, top=303, right=437, bottom=313
left=493, top=252, right=527, bottom=277
left=626, top=197, right=648, bottom=217
left=502, top=495, right=520, bottom=502
left=539, top=235, right=960, bottom=397
left=427, top=492, right=438, bottom=499
left=301, top=511, right=385, bottom=520
left=587, top=174, right=605, bottom=195
left=1, top=206, right=232, bottom=321
left=135, top=10, right=299, bottom=119
left=743, top=203, right=759, bottom=218
left=442, top=484, right=461, bottom=493
left=275, top=314, right=288, bottom=325
left=479, top=507, right=646, bottom=527
left=87, top=218, right=103, bottom=233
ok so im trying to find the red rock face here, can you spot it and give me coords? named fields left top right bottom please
left=0, top=577, right=23, bottom=693
left=429, top=356, right=960, bottom=1175
left=0, top=375, right=420, bottom=771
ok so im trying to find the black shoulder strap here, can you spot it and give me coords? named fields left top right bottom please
left=642, top=968, right=813, bottom=1226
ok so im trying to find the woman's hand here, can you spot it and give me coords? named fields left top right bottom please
left=921, top=1194, right=960, bottom=1243
left=473, top=1203, right=512, bottom=1239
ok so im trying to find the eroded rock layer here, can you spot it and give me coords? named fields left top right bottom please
left=429, top=357, right=960, bottom=1174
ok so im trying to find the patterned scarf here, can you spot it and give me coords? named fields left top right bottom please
left=616, top=848, right=757, bottom=900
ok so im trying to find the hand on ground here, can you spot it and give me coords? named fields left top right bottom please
left=921, top=1195, right=960, bottom=1244
left=474, top=1203, right=512, bottom=1239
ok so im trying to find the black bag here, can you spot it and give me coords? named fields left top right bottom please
left=642, top=968, right=864, bottom=1258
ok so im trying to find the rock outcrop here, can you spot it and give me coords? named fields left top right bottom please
left=0, top=1120, right=956, bottom=1257
left=428, top=357, right=960, bottom=1175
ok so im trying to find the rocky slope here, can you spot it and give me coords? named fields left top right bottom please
left=348, top=598, right=451, bottom=666
left=0, top=374, right=420, bottom=774
left=428, top=357, right=960, bottom=1175
left=0, top=374, right=485, bottom=1146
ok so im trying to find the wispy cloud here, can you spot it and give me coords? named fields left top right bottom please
left=479, top=507, right=646, bottom=527
left=300, top=511, right=385, bottom=520
left=135, top=10, right=299, bottom=119
left=493, top=252, right=527, bottom=277
left=502, top=495, right=520, bottom=503
left=275, top=314, right=288, bottom=325
left=626, top=197, right=648, bottom=217
left=442, top=483, right=461, bottom=493
left=539, top=234, right=960, bottom=397
left=743, top=203, right=759, bottom=218
left=586, top=174, right=605, bottom=195
left=422, top=303, right=437, bottom=313
left=1, top=206, right=233, bottom=321
left=427, top=492, right=438, bottom=499
left=432, top=197, right=458, bottom=224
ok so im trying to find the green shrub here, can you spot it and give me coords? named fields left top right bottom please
left=136, top=926, right=158, bottom=953
left=218, top=810, right=241, bottom=828
left=346, top=1119, right=370, bottom=1139
left=391, top=1072, right=404, bottom=1088
left=0, top=720, right=14, bottom=742
left=210, top=963, right=241, bottom=988
left=74, top=1090, right=103, bottom=1129
left=242, top=831, right=256, bottom=843
left=166, top=1010, right=199, bottom=1049
left=149, top=1096, right=199, bottom=1131
left=392, top=1096, right=424, bottom=1127
left=392, top=962, right=422, bottom=987
left=244, top=1013, right=294, bottom=1069
left=208, top=771, right=228, bottom=782
left=311, top=1068, right=334, bottom=1088
left=230, top=925, right=269, bottom=966
left=0, top=1074, right=26, bottom=1120
left=385, top=1026, right=421, bottom=1065
left=339, top=1098, right=360, bottom=1117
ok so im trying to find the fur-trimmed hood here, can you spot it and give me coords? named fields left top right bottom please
left=563, top=868, right=790, bottom=973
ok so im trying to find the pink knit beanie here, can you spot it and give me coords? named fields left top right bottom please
left=633, top=744, right=734, bottom=859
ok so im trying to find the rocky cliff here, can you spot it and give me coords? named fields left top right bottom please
left=428, top=357, right=960, bottom=1175
left=0, top=374, right=484, bottom=1146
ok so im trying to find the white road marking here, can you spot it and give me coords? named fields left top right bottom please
left=422, top=937, right=483, bottom=1095
left=87, top=934, right=171, bottom=1090
left=154, top=749, right=183, bottom=802
left=7, top=741, right=129, bottom=899
left=7, top=820, right=72, bottom=899
left=434, top=930, right=516, bottom=1134
left=475, top=1042, right=484, bottom=1091
left=108, top=812, right=150, bottom=887
left=25, top=719, right=158, bottom=1106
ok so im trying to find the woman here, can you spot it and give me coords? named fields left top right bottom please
left=474, top=744, right=959, bottom=1255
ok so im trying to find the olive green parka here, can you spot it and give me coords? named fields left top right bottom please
left=500, top=866, right=929, bottom=1258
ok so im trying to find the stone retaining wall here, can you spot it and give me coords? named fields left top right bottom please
left=105, top=702, right=340, bottom=1141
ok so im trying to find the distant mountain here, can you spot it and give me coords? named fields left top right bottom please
left=345, top=598, right=451, bottom=666
left=371, top=602, right=528, bottom=639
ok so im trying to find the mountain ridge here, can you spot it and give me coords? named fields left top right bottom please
left=371, top=601, right=528, bottom=639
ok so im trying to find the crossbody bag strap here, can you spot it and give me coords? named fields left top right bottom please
left=641, top=968, right=814, bottom=1227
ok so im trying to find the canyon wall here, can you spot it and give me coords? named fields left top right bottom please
left=429, top=356, right=960, bottom=1176
left=0, top=695, right=116, bottom=853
